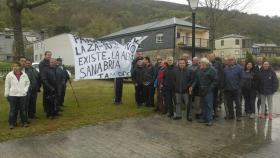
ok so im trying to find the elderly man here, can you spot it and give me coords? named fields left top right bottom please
left=208, top=53, right=224, bottom=118
left=223, top=56, right=244, bottom=121
left=197, top=58, right=217, bottom=126
left=253, top=56, right=264, bottom=114
left=41, top=58, right=58, bottom=119
left=163, top=56, right=176, bottom=118
left=181, top=53, right=192, bottom=66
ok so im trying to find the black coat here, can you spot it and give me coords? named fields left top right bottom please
left=42, top=66, right=57, bottom=93
left=257, top=69, right=279, bottom=95
left=173, top=67, right=193, bottom=93
left=132, top=66, right=144, bottom=85
left=25, top=67, right=40, bottom=91
left=142, top=64, right=155, bottom=85
left=242, top=71, right=257, bottom=91
left=197, top=67, right=218, bottom=96
left=39, top=59, right=49, bottom=75
left=211, top=59, right=224, bottom=88
left=56, top=65, right=70, bottom=85
left=162, top=64, right=176, bottom=91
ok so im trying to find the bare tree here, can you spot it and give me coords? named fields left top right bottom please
left=6, top=0, right=51, bottom=60
left=199, top=0, right=253, bottom=50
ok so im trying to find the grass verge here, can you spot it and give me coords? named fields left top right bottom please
left=0, top=80, right=153, bottom=142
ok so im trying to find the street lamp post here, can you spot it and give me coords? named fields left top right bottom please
left=188, top=0, right=199, bottom=58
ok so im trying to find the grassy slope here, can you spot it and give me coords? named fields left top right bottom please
left=0, top=80, right=153, bottom=142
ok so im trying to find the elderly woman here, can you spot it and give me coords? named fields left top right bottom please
left=4, top=62, right=30, bottom=129
left=257, top=62, right=279, bottom=120
left=197, top=58, right=217, bottom=126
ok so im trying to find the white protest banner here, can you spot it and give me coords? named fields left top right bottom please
left=68, top=35, right=147, bottom=80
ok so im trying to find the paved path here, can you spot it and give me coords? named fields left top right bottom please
left=0, top=94, right=279, bottom=158
left=0, top=114, right=280, bottom=158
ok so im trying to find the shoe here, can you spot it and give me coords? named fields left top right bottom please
left=249, top=114, right=255, bottom=119
left=206, top=121, right=213, bottom=126
left=236, top=117, right=242, bottom=122
left=269, top=113, right=273, bottom=120
left=259, top=113, right=265, bottom=119
left=9, top=125, right=15, bottom=130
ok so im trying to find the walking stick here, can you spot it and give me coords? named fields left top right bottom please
left=69, top=81, right=80, bottom=107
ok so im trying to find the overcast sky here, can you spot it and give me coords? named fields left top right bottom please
left=157, top=0, right=280, bottom=17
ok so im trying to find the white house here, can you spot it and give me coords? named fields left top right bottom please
left=214, top=34, right=253, bottom=59
left=33, top=34, right=76, bottom=66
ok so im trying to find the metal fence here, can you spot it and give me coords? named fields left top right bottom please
left=0, top=68, right=11, bottom=79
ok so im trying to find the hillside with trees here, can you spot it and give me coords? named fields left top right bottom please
left=0, top=0, right=280, bottom=45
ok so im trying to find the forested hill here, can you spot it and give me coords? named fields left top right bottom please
left=0, top=0, right=279, bottom=44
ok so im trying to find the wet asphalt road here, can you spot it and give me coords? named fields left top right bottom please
left=0, top=94, right=279, bottom=158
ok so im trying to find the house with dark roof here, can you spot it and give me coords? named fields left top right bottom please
left=100, top=17, right=210, bottom=61
left=214, top=34, right=253, bottom=59
left=0, top=29, right=40, bottom=61
left=252, top=43, right=280, bottom=57
left=0, top=32, right=14, bottom=61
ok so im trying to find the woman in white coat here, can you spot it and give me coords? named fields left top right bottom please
left=4, top=62, right=30, bottom=129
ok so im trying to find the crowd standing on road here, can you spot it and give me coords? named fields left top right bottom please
left=3, top=51, right=279, bottom=129
left=4, top=51, right=69, bottom=129
left=130, top=54, right=279, bottom=126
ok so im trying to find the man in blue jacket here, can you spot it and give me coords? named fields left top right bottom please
left=223, top=56, right=244, bottom=121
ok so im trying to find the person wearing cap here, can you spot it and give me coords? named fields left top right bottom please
left=56, top=58, right=70, bottom=110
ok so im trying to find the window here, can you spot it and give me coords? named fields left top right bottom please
left=221, top=40, right=224, bottom=46
left=156, top=33, right=164, bottom=43
left=177, top=33, right=181, bottom=38
left=35, top=55, right=38, bottom=61
left=235, top=39, right=240, bottom=45
left=40, top=54, right=43, bottom=60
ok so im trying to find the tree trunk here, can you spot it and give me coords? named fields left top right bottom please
left=10, top=7, right=24, bottom=60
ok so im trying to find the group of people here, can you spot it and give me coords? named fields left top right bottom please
left=131, top=53, right=279, bottom=126
left=4, top=51, right=69, bottom=129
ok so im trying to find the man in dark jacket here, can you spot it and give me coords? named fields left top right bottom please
left=253, top=56, right=264, bottom=113
left=132, top=58, right=145, bottom=107
left=143, top=57, right=155, bottom=107
left=173, top=59, right=194, bottom=121
left=223, top=56, right=244, bottom=121
left=197, top=58, right=217, bottom=126
left=42, top=58, right=58, bottom=119
left=26, top=59, right=40, bottom=119
left=56, top=58, right=70, bottom=110
left=257, top=62, right=279, bottom=120
left=39, top=51, right=52, bottom=111
left=163, top=56, right=176, bottom=118
left=209, top=54, right=224, bottom=118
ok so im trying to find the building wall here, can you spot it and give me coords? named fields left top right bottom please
left=215, top=37, right=243, bottom=50
left=33, top=34, right=74, bottom=66
left=0, top=34, right=14, bottom=61
left=176, top=26, right=209, bottom=48
left=102, top=27, right=176, bottom=52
